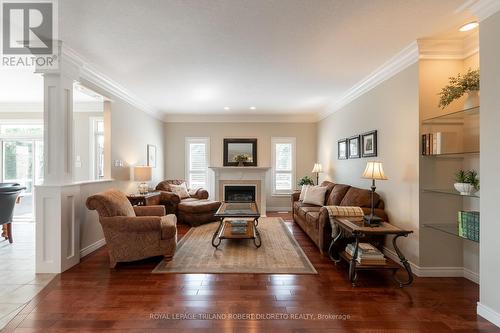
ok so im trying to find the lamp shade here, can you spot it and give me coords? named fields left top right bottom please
left=362, top=162, right=387, bottom=180
left=312, top=163, right=323, bottom=173
left=133, top=166, right=152, bottom=182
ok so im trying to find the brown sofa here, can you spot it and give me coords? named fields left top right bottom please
left=292, top=181, right=388, bottom=253
left=156, top=180, right=221, bottom=227
left=86, top=189, right=177, bottom=268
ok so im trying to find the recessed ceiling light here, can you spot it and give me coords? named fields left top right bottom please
left=224, top=106, right=230, bottom=110
left=459, top=21, right=478, bottom=32
left=249, top=106, right=256, bottom=110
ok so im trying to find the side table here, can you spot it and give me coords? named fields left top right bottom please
left=328, top=217, right=414, bottom=287
left=126, top=192, right=161, bottom=206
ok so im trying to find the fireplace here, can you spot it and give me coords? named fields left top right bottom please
left=224, top=185, right=256, bottom=202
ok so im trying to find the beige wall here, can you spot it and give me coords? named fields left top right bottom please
left=479, top=10, right=500, bottom=324
left=164, top=122, right=317, bottom=209
left=317, top=64, right=420, bottom=264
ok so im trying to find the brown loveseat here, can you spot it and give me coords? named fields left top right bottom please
left=156, top=180, right=221, bottom=227
left=292, top=181, right=388, bottom=253
left=86, top=189, right=177, bottom=268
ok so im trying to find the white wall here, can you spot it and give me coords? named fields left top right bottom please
left=478, top=10, right=500, bottom=327
left=164, top=122, right=317, bottom=210
left=317, top=64, right=420, bottom=264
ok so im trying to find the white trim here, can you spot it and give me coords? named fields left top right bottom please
left=319, top=41, right=419, bottom=120
left=62, top=45, right=163, bottom=121
left=477, top=303, right=500, bottom=328
left=418, top=35, right=480, bottom=60
left=457, top=0, right=500, bottom=21
left=80, top=238, right=106, bottom=258
left=267, top=207, right=291, bottom=212
left=271, top=137, right=296, bottom=196
left=164, top=113, right=317, bottom=123
left=383, top=247, right=479, bottom=282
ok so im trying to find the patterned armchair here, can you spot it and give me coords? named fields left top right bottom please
left=86, top=189, right=177, bottom=268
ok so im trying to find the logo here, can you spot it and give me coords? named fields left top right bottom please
left=1, top=0, right=57, bottom=68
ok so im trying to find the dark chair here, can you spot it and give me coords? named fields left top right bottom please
left=0, top=183, right=26, bottom=243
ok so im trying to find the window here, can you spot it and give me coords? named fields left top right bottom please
left=272, top=137, right=296, bottom=195
left=185, top=137, right=210, bottom=190
left=90, top=117, right=104, bottom=180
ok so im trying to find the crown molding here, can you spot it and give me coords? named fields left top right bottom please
left=418, top=32, right=479, bottom=60
left=318, top=41, right=419, bottom=120
left=61, top=45, right=164, bottom=121
left=163, top=113, right=317, bottom=123
left=456, top=0, right=500, bottom=21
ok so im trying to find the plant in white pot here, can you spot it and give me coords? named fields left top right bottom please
left=438, top=69, right=479, bottom=110
left=454, top=170, right=479, bottom=195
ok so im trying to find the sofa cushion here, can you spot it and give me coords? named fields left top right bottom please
left=178, top=200, right=221, bottom=213
left=340, top=187, right=380, bottom=208
left=326, top=184, right=351, bottom=206
left=297, top=206, right=321, bottom=219
left=320, top=181, right=336, bottom=203
left=170, top=183, right=190, bottom=199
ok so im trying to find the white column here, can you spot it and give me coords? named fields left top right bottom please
left=35, top=43, right=82, bottom=273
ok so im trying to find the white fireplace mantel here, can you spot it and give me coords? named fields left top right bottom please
left=209, top=166, right=271, bottom=216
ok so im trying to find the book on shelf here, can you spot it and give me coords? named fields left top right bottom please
left=231, top=226, right=247, bottom=235
left=345, top=243, right=386, bottom=264
left=421, top=132, right=459, bottom=155
left=230, top=220, right=248, bottom=227
left=458, top=211, right=480, bottom=242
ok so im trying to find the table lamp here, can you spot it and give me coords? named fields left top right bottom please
left=361, top=161, right=387, bottom=226
left=134, top=166, right=152, bottom=194
left=312, top=163, right=323, bottom=185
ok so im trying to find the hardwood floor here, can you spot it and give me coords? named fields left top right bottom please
left=3, top=212, right=498, bottom=332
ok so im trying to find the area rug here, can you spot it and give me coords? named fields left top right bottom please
left=153, top=217, right=317, bottom=274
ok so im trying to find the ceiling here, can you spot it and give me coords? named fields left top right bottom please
left=3, top=1, right=477, bottom=118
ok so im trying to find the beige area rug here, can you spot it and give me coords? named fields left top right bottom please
left=153, top=217, right=317, bottom=274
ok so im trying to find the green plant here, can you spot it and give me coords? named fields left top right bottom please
left=455, top=169, right=480, bottom=190
left=298, top=176, right=314, bottom=186
left=438, top=69, right=480, bottom=109
left=233, top=153, right=250, bottom=162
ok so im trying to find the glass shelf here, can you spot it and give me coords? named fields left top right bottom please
left=424, top=224, right=479, bottom=243
left=421, top=151, right=479, bottom=158
left=422, top=189, right=480, bottom=198
left=422, top=106, right=479, bottom=125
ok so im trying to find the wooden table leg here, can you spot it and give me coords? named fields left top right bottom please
left=6, top=223, right=13, bottom=244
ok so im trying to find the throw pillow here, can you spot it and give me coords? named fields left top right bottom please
left=303, top=186, right=328, bottom=206
left=170, top=183, right=190, bottom=199
left=299, top=185, right=310, bottom=201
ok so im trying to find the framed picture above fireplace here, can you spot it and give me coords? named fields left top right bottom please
left=223, top=138, right=258, bottom=166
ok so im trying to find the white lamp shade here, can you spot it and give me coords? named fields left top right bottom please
left=362, top=162, right=387, bottom=180
left=312, top=163, right=323, bottom=173
left=133, top=166, right=152, bottom=182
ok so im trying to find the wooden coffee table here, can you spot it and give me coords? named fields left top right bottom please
left=212, top=202, right=261, bottom=248
left=329, top=217, right=414, bottom=287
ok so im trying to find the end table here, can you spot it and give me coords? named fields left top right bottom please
left=127, top=192, right=161, bottom=206
left=329, top=217, right=414, bottom=287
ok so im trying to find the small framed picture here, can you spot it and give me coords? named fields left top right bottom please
left=338, top=139, right=347, bottom=160
left=348, top=135, right=361, bottom=159
left=147, top=144, right=157, bottom=168
left=361, top=130, right=377, bottom=158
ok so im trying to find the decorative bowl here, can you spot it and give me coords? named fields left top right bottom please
left=454, top=183, right=477, bottom=196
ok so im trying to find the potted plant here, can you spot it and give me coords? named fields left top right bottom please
left=298, top=176, right=314, bottom=188
left=438, top=69, right=479, bottom=109
left=234, top=153, right=250, bottom=166
left=454, top=169, right=480, bottom=195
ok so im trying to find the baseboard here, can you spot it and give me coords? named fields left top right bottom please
left=383, top=247, right=478, bottom=282
left=80, top=238, right=106, bottom=258
left=267, top=207, right=291, bottom=212
left=477, top=302, right=500, bottom=328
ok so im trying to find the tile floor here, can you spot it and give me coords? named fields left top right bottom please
left=0, top=223, right=55, bottom=330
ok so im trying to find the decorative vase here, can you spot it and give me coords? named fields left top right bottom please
left=454, top=183, right=476, bottom=196
left=238, top=161, right=244, bottom=167
left=463, top=90, right=479, bottom=109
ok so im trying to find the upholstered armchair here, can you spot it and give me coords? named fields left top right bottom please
left=155, top=180, right=221, bottom=227
left=86, top=189, right=177, bottom=268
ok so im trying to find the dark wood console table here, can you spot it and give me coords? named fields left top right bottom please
left=126, top=192, right=161, bottom=206
left=328, top=217, right=414, bottom=287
